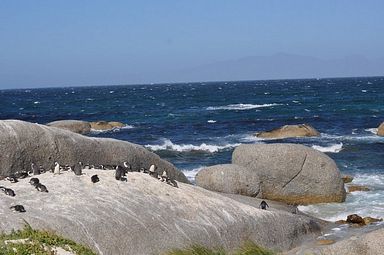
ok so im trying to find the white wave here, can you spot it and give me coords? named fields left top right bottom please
left=206, top=103, right=282, bottom=111
left=299, top=173, right=384, bottom=221
left=365, top=128, right=378, bottom=135
left=145, top=139, right=240, bottom=153
left=181, top=167, right=205, bottom=182
left=207, top=120, right=216, bottom=123
left=34, top=101, right=40, bottom=104
left=90, top=124, right=134, bottom=134
left=362, top=90, right=367, bottom=92
left=311, top=143, right=343, bottom=153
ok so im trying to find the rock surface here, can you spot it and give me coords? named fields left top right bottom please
left=90, top=121, right=125, bottom=131
left=195, top=164, right=260, bottom=197
left=290, top=228, right=384, bottom=255
left=255, top=124, right=320, bottom=139
left=232, top=143, right=346, bottom=204
left=0, top=170, right=324, bottom=255
left=377, top=122, right=384, bottom=136
left=0, top=120, right=188, bottom=183
left=46, top=120, right=91, bottom=134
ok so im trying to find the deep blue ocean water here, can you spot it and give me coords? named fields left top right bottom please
left=1, top=76, right=383, bottom=220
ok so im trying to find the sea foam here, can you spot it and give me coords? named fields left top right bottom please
left=206, top=103, right=282, bottom=111
left=311, top=143, right=343, bottom=153
left=145, top=139, right=240, bottom=153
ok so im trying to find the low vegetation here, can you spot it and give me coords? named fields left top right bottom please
left=166, top=241, right=275, bottom=255
left=0, top=223, right=96, bottom=255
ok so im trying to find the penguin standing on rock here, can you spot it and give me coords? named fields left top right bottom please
left=29, top=178, right=39, bottom=186
left=31, top=162, right=40, bottom=175
left=35, top=183, right=48, bottom=193
left=259, top=200, right=269, bottom=210
left=6, top=176, right=18, bottom=183
left=115, top=165, right=127, bottom=181
left=161, top=171, right=168, bottom=182
left=53, top=162, right=60, bottom=175
left=149, top=164, right=158, bottom=178
left=73, top=162, right=83, bottom=176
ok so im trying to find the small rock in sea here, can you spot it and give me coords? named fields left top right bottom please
left=346, top=214, right=364, bottom=225
left=341, top=175, right=354, bottom=183
left=363, top=216, right=383, bottom=225
left=347, top=185, right=370, bottom=192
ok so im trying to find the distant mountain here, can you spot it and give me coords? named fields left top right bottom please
left=168, top=53, right=384, bottom=82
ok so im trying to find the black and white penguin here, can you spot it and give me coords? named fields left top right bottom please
left=123, top=162, right=132, bottom=172
left=0, top=187, right=15, bottom=196
left=35, top=183, right=48, bottom=193
left=39, top=165, right=46, bottom=173
left=148, top=164, right=158, bottom=178
left=10, top=205, right=26, bottom=213
left=91, top=175, right=99, bottom=183
left=160, top=171, right=167, bottom=182
left=53, top=162, right=60, bottom=175
left=31, top=162, right=41, bottom=175
left=29, top=177, right=40, bottom=186
left=6, top=176, right=18, bottom=183
left=167, top=178, right=179, bottom=188
left=73, top=162, right=82, bottom=176
left=259, top=200, right=269, bottom=210
left=15, top=171, right=29, bottom=179
left=115, top=165, right=127, bottom=181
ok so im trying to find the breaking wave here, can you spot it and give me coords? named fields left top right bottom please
left=206, top=103, right=282, bottom=111
left=145, top=139, right=240, bottom=153
left=311, top=143, right=343, bottom=153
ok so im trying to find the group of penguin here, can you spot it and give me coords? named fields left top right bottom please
left=2, top=161, right=178, bottom=213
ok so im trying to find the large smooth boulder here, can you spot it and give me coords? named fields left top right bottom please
left=0, top=120, right=188, bottom=183
left=0, top=170, right=324, bottom=254
left=255, top=124, right=320, bottom=139
left=378, top=122, right=384, bottom=136
left=46, top=120, right=91, bottom=134
left=90, top=121, right=125, bottom=131
left=232, top=143, right=346, bottom=204
left=195, top=164, right=260, bottom=197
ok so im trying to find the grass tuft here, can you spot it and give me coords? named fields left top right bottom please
left=166, top=241, right=274, bottom=255
left=0, top=223, right=96, bottom=255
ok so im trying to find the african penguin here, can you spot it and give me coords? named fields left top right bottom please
left=31, top=162, right=41, bottom=175
left=29, top=177, right=40, bottom=186
left=10, top=205, right=26, bottom=213
left=6, top=176, right=18, bottom=183
left=115, top=165, right=127, bottom=181
left=149, top=164, right=158, bottom=178
left=0, top=187, right=15, bottom=196
left=161, top=171, right=167, bottom=182
left=259, top=200, right=269, bottom=210
left=35, top=183, right=48, bottom=193
left=91, top=175, right=99, bottom=183
left=53, top=162, right=60, bottom=175
left=73, top=162, right=82, bottom=176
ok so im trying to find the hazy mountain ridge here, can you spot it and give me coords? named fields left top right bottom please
left=170, top=53, right=384, bottom=82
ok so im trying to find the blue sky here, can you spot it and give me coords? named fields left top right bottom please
left=1, top=0, right=383, bottom=88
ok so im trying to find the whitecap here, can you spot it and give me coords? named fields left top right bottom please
left=207, top=120, right=216, bottom=123
left=311, top=143, right=343, bottom=153
left=181, top=166, right=205, bottom=182
left=90, top=124, right=134, bottom=134
left=206, top=103, right=282, bottom=111
left=145, top=139, right=240, bottom=153
left=365, top=128, right=378, bottom=135
left=109, top=91, right=115, bottom=94
left=362, top=90, right=367, bottom=93
left=34, top=101, right=40, bottom=104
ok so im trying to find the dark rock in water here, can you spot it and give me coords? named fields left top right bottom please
left=346, top=214, right=364, bottom=225
left=232, top=143, right=346, bottom=205
left=195, top=164, right=260, bottom=197
left=341, top=175, right=354, bottom=183
left=0, top=120, right=188, bottom=183
left=47, top=120, right=91, bottom=135
left=347, top=185, right=370, bottom=192
left=255, top=124, right=320, bottom=139
left=378, top=122, right=384, bottom=136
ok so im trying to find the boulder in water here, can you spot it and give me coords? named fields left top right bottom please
left=346, top=214, right=364, bottom=225
left=341, top=175, right=354, bottom=183
left=347, top=185, right=370, bottom=192
left=255, top=124, right=320, bottom=139
left=195, top=164, right=260, bottom=197
left=232, top=143, right=346, bottom=204
left=46, top=120, right=91, bottom=134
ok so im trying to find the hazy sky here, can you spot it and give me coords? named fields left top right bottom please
left=1, top=0, right=383, bottom=88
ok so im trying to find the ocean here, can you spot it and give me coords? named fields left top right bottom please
left=1, top=76, right=383, bottom=222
